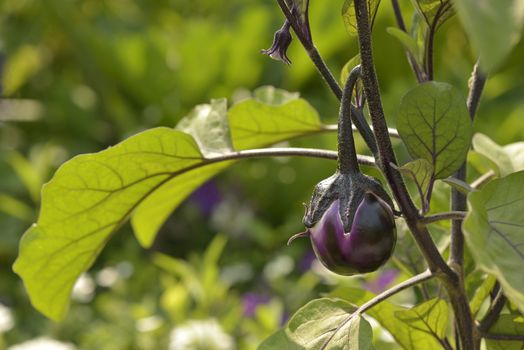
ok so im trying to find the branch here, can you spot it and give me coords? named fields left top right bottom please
left=450, top=60, right=487, bottom=268
left=323, top=124, right=400, bottom=139
left=420, top=211, right=467, bottom=224
left=355, top=270, right=434, bottom=315
left=205, top=147, right=375, bottom=167
left=352, top=0, right=453, bottom=277
left=338, top=65, right=362, bottom=174
left=470, top=170, right=496, bottom=189
left=478, top=289, right=507, bottom=334
left=483, top=333, right=524, bottom=341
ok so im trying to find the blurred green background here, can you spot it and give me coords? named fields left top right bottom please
left=1, top=0, right=523, bottom=349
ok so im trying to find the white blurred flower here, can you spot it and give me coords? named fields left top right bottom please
left=263, top=255, right=294, bottom=281
left=7, top=337, right=76, bottom=350
left=136, top=315, right=163, bottom=332
left=0, top=303, right=14, bottom=332
left=96, top=267, right=119, bottom=287
left=71, top=273, right=95, bottom=303
left=169, top=319, right=234, bottom=350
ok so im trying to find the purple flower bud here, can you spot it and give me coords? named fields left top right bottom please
left=307, top=192, right=396, bottom=276
left=261, top=21, right=293, bottom=65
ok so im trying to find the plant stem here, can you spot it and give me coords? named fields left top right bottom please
left=275, top=0, right=343, bottom=100
left=353, top=1, right=479, bottom=348
left=448, top=59, right=487, bottom=350
left=420, top=211, right=467, bottom=224
left=470, top=170, right=496, bottom=189
left=483, top=333, right=524, bottom=341
left=355, top=269, right=434, bottom=315
left=338, top=66, right=363, bottom=174
left=478, top=289, right=507, bottom=334
left=352, top=0, right=452, bottom=276
left=205, top=147, right=375, bottom=167
left=450, top=60, right=487, bottom=270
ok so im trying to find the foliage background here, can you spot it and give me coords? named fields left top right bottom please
left=0, top=0, right=523, bottom=349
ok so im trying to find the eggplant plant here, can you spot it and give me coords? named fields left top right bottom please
left=12, top=0, right=524, bottom=349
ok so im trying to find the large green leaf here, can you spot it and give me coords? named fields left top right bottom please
left=397, top=81, right=472, bottom=179
left=452, top=0, right=524, bottom=72
left=331, top=287, right=444, bottom=349
left=395, top=298, right=449, bottom=342
left=13, top=128, right=203, bottom=320
left=13, top=87, right=328, bottom=320
left=259, top=298, right=374, bottom=350
left=463, top=171, right=524, bottom=313
left=485, top=315, right=524, bottom=350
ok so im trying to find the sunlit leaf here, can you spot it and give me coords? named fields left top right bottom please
left=228, top=90, right=322, bottom=150
left=260, top=298, right=374, bottom=350
left=472, top=133, right=514, bottom=177
left=397, top=81, right=472, bottom=179
left=464, top=171, right=524, bottom=313
left=341, top=0, right=381, bottom=36
left=453, top=0, right=524, bottom=71
left=441, top=178, right=473, bottom=195
left=395, top=298, right=449, bottom=341
left=485, top=315, right=524, bottom=350
left=469, top=275, right=497, bottom=317
left=340, top=54, right=361, bottom=86
left=177, top=98, right=233, bottom=157
left=331, top=287, right=444, bottom=349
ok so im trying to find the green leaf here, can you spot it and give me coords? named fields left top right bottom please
left=340, top=54, right=360, bottom=86
left=397, top=81, right=472, bottom=179
left=453, top=0, right=524, bottom=72
left=472, top=134, right=524, bottom=176
left=13, top=128, right=205, bottom=320
left=397, top=158, right=434, bottom=199
left=228, top=91, right=322, bottom=150
left=469, top=275, right=497, bottom=317
left=441, top=178, right=473, bottom=195
left=253, top=85, right=300, bottom=105
left=411, top=0, right=453, bottom=29
left=463, top=171, right=524, bottom=313
left=386, top=27, right=421, bottom=65
left=341, top=0, right=381, bottom=36
left=260, top=298, right=374, bottom=350
left=472, top=133, right=514, bottom=177
left=331, top=287, right=445, bottom=350
left=485, top=315, right=524, bottom=350
left=395, top=298, right=449, bottom=341
left=176, top=98, right=233, bottom=157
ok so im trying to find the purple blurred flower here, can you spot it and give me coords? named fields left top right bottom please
left=364, top=269, right=399, bottom=294
left=242, top=293, right=270, bottom=317
left=190, top=180, right=222, bottom=216
left=297, top=249, right=316, bottom=272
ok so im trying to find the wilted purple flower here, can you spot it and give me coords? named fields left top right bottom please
left=306, top=193, right=396, bottom=276
left=261, top=20, right=293, bottom=65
